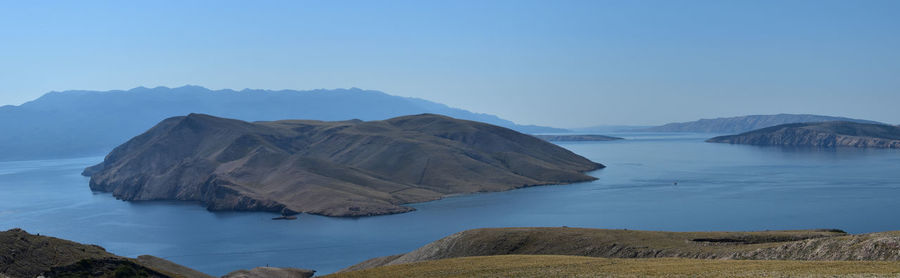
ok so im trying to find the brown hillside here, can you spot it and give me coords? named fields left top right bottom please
left=85, top=114, right=602, bottom=217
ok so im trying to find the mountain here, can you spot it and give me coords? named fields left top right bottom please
left=706, top=121, right=900, bottom=148
left=83, top=114, right=602, bottom=217
left=0, top=86, right=566, bottom=160
left=340, top=227, right=900, bottom=273
left=642, top=114, right=884, bottom=133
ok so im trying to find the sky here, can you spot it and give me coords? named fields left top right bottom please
left=1, top=0, right=898, bottom=127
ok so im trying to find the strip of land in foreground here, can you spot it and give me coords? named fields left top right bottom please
left=326, top=255, right=900, bottom=278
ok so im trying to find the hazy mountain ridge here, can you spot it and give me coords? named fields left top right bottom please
left=84, top=114, right=602, bottom=217
left=0, top=86, right=565, bottom=160
left=643, top=114, right=884, bottom=133
left=706, top=121, right=900, bottom=148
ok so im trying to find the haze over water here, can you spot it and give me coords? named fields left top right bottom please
left=2, top=132, right=899, bottom=275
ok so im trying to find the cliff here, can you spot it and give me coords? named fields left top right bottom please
left=84, top=114, right=603, bottom=217
left=706, top=121, right=900, bottom=148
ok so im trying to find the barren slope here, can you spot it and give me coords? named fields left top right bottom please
left=85, top=114, right=602, bottom=217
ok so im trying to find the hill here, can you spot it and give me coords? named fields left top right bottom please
left=83, top=114, right=602, bottom=217
left=707, top=121, right=900, bottom=148
left=0, top=86, right=565, bottom=160
left=0, top=228, right=213, bottom=278
left=341, top=227, right=900, bottom=272
left=642, top=114, right=883, bottom=133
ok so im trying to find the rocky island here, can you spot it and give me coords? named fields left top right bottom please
left=643, top=114, right=883, bottom=133
left=83, top=113, right=602, bottom=217
left=706, top=121, right=900, bottom=148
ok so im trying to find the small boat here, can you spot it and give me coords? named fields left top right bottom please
left=272, top=208, right=299, bottom=220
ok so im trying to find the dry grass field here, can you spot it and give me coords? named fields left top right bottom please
left=328, top=255, right=900, bottom=278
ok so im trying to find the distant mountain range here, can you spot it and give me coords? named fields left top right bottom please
left=707, top=121, right=900, bottom=148
left=643, top=114, right=884, bottom=133
left=83, top=114, right=601, bottom=217
left=0, top=86, right=565, bottom=160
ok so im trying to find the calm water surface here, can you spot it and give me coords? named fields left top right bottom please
left=2, top=133, right=899, bottom=275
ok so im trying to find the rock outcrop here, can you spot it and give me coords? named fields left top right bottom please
left=706, top=121, right=900, bottom=148
left=84, top=114, right=603, bottom=217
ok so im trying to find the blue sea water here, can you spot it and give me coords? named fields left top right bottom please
left=1, top=132, right=899, bottom=276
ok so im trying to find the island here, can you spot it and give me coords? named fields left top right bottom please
left=83, top=113, right=603, bottom=217
left=532, top=134, right=623, bottom=142
left=642, top=114, right=883, bottom=133
left=706, top=121, right=900, bottom=148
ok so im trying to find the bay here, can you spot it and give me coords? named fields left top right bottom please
left=1, top=132, right=899, bottom=276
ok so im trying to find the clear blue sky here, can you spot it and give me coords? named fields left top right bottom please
left=1, top=0, right=898, bottom=126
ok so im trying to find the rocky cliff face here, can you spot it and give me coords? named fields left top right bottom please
left=706, top=121, right=900, bottom=148
left=85, top=114, right=602, bottom=217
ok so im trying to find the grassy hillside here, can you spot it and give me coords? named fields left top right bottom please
left=328, top=255, right=900, bottom=278
left=0, top=228, right=117, bottom=277
left=0, top=228, right=213, bottom=278
left=343, top=227, right=900, bottom=272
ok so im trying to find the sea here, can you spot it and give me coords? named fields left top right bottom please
left=2, top=132, right=899, bottom=276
